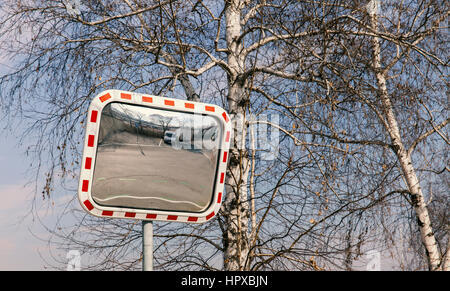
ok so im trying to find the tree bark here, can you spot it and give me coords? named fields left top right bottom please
left=368, top=0, right=441, bottom=270
left=221, top=0, right=251, bottom=271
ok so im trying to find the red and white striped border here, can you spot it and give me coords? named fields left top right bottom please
left=77, top=90, right=231, bottom=223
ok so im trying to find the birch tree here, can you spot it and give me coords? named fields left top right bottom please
left=366, top=0, right=447, bottom=271
left=275, top=0, right=449, bottom=270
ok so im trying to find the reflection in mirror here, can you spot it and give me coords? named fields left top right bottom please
left=91, top=102, right=222, bottom=213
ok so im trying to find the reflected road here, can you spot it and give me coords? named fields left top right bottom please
left=91, top=142, right=218, bottom=213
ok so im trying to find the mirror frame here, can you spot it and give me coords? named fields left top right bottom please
left=77, top=90, right=231, bottom=223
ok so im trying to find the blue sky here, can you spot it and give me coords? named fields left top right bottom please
left=0, top=35, right=50, bottom=268
left=0, top=20, right=56, bottom=268
left=0, top=129, right=79, bottom=270
left=0, top=132, right=49, bottom=270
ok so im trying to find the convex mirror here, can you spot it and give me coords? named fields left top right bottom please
left=78, top=90, right=231, bottom=223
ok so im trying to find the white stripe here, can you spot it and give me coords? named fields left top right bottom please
left=94, top=195, right=206, bottom=210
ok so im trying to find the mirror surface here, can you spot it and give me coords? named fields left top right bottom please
left=91, top=102, right=221, bottom=213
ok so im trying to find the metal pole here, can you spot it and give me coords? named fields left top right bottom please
left=142, top=220, right=153, bottom=271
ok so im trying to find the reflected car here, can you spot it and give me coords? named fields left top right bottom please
left=164, top=131, right=176, bottom=144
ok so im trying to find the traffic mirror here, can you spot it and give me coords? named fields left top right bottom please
left=78, top=90, right=231, bottom=223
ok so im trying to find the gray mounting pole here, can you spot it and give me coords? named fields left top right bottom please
left=142, top=220, right=153, bottom=271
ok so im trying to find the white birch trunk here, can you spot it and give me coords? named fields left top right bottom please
left=368, top=0, right=442, bottom=270
left=221, top=0, right=251, bottom=271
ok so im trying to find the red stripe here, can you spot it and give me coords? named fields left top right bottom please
left=223, top=151, right=228, bottom=163
left=83, top=200, right=94, bottom=211
left=87, top=135, right=95, bottom=147
left=205, top=106, right=215, bottom=112
left=102, top=210, right=113, bottom=216
left=220, top=172, right=225, bottom=184
left=164, top=100, right=175, bottom=106
left=81, top=180, right=89, bottom=192
left=121, top=93, right=131, bottom=100
left=142, top=96, right=153, bottom=103
left=90, top=110, right=98, bottom=123
left=167, top=215, right=178, bottom=220
left=206, top=212, right=215, bottom=220
left=225, top=131, right=230, bottom=142
left=85, top=157, right=92, bottom=170
left=188, top=216, right=198, bottom=222
left=222, top=112, right=229, bottom=122
left=125, top=212, right=136, bottom=218
left=185, top=103, right=194, bottom=109
left=217, top=192, right=222, bottom=203
left=146, top=214, right=157, bottom=219
left=99, top=93, right=111, bottom=103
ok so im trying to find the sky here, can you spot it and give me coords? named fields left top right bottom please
left=0, top=133, right=49, bottom=270
left=0, top=7, right=55, bottom=268
left=0, top=44, right=67, bottom=269
left=0, top=128, right=79, bottom=270
left=0, top=16, right=50, bottom=268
